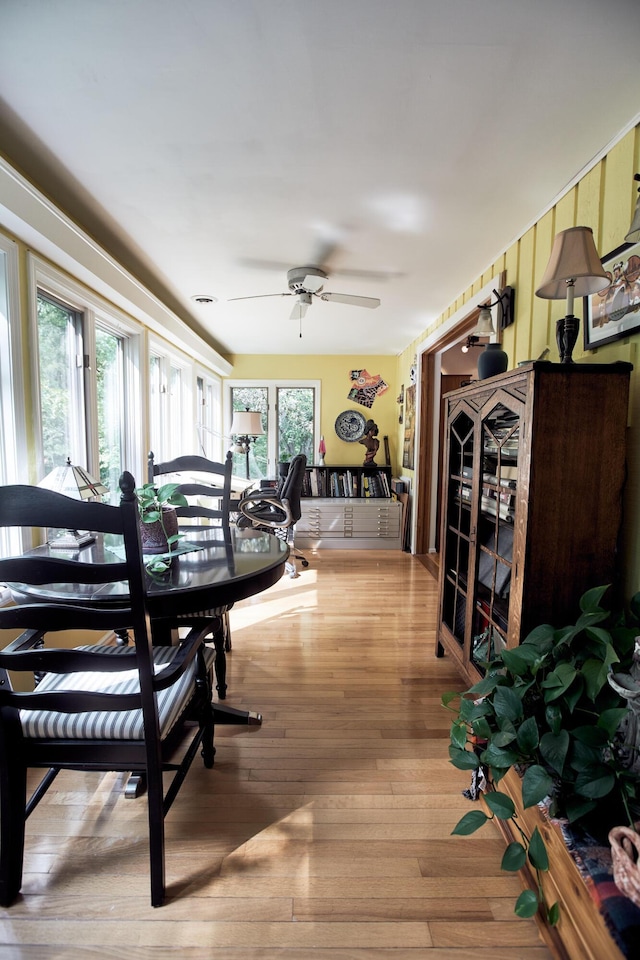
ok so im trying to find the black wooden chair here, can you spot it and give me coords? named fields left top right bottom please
left=147, top=451, right=234, bottom=698
left=0, top=473, right=215, bottom=908
left=237, top=453, right=309, bottom=577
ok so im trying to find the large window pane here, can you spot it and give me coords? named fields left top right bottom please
left=37, top=293, right=85, bottom=472
left=95, top=326, right=124, bottom=501
left=277, top=387, right=314, bottom=463
left=231, top=386, right=267, bottom=479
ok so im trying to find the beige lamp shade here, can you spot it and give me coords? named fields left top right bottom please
left=230, top=410, right=265, bottom=437
left=625, top=192, right=640, bottom=243
left=535, top=226, right=610, bottom=300
left=472, top=307, right=495, bottom=336
left=38, top=458, right=108, bottom=500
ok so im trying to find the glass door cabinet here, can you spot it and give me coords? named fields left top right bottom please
left=437, top=362, right=632, bottom=686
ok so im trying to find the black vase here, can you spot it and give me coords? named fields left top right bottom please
left=477, top=343, right=508, bottom=380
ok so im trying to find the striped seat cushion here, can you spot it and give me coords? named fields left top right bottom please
left=20, top=643, right=215, bottom=741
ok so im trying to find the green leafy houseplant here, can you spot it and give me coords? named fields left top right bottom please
left=135, top=482, right=188, bottom=573
left=443, top=585, right=640, bottom=924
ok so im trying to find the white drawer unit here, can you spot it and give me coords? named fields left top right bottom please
left=296, top=498, right=402, bottom=549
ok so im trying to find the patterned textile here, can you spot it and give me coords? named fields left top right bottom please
left=560, top=820, right=640, bottom=957
left=20, top=643, right=215, bottom=740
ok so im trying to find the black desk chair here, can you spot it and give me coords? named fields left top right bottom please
left=147, top=451, right=234, bottom=698
left=237, top=453, right=309, bottom=577
left=0, top=473, right=215, bottom=908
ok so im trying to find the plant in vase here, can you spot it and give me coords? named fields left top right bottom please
left=443, top=585, right=640, bottom=925
left=135, top=482, right=188, bottom=573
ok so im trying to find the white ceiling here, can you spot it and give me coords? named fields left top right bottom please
left=1, top=0, right=639, bottom=359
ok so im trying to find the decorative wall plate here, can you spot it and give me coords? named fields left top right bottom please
left=334, top=409, right=366, bottom=442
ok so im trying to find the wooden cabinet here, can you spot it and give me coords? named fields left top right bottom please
left=296, top=464, right=402, bottom=549
left=297, top=498, right=402, bottom=549
left=436, top=361, right=632, bottom=686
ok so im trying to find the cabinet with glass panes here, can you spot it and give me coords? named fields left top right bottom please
left=435, top=361, right=632, bottom=686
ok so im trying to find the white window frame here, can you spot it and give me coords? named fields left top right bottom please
left=224, top=379, right=321, bottom=477
left=0, top=234, right=26, bottom=564
left=27, top=254, right=144, bottom=483
left=195, top=367, right=223, bottom=460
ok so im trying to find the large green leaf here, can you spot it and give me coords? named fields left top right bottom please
left=564, top=794, right=598, bottom=823
left=492, top=728, right=517, bottom=748
left=575, top=766, right=615, bottom=799
left=598, top=708, right=628, bottom=739
left=547, top=901, right=560, bottom=926
left=571, top=725, right=608, bottom=747
left=493, top=686, right=524, bottom=722
left=451, top=810, right=488, bottom=835
left=581, top=658, right=608, bottom=701
left=539, top=730, right=569, bottom=776
left=501, top=647, right=533, bottom=677
left=484, top=791, right=515, bottom=820
left=459, top=698, right=493, bottom=722
left=516, top=715, right=539, bottom=754
left=542, top=663, right=577, bottom=702
left=468, top=674, right=503, bottom=697
left=521, top=622, right=555, bottom=654
left=481, top=742, right=520, bottom=771
left=450, top=720, right=468, bottom=750
left=545, top=703, right=562, bottom=736
left=471, top=716, right=493, bottom=740
left=448, top=745, right=480, bottom=771
left=514, top=889, right=540, bottom=918
left=579, top=584, right=610, bottom=612
left=527, top=827, right=549, bottom=871
left=521, top=764, right=554, bottom=808
left=501, top=841, right=526, bottom=871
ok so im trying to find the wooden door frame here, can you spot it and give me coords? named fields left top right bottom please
left=411, top=273, right=506, bottom=563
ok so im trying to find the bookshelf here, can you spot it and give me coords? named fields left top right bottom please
left=302, top=465, right=393, bottom=499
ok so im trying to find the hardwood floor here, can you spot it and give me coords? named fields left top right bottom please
left=1, top=550, right=551, bottom=959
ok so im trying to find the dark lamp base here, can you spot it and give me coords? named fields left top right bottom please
left=556, top=315, right=579, bottom=364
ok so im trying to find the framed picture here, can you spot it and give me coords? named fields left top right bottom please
left=402, top=384, right=416, bottom=469
left=583, top=239, right=640, bottom=349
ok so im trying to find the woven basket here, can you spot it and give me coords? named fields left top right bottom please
left=609, top=826, right=640, bottom=906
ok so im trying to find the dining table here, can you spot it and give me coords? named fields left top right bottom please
left=7, top=523, right=289, bottom=730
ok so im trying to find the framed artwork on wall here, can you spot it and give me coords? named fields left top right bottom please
left=583, top=240, right=640, bottom=349
left=402, top=384, right=416, bottom=469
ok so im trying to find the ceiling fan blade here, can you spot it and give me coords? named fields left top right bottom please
left=330, top=267, right=404, bottom=281
left=308, top=237, right=339, bottom=270
left=320, top=293, right=381, bottom=309
left=227, top=292, right=292, bottom=302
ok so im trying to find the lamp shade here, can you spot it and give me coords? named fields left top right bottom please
left=535, top=226, right=610, bottom=300
left=38, top=458, right=108, bottom=500
left=472, top=307, right=495, bottom=336
left=230, top=410, right=264, bottom=437
left=625, top=192, right=640, bottom=243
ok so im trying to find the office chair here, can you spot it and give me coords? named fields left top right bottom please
left=237, top=453, right=309, bottom=577
left=147, top=451, right=234, bottom=698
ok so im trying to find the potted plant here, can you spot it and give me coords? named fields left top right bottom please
left=135, top=482, right=188, bottom=572
left=443, top=585, right=640, bottom=924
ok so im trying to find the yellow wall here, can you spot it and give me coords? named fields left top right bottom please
left=229, top=354, right=401, bottom=468
left=396, top=123, right=640, bottom=598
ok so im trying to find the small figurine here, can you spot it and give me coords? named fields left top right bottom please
left=359, top=419, right=380, bottom=466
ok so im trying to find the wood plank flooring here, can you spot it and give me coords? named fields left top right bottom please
left=0, top=550, right=551, bottom=959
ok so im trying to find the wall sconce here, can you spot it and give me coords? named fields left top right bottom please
left=37, top=457, right=108, bottom=548
left=461, top=334, right=481, bottom=353
left=535, top=226, right=610, bottom=363
left=625, top=173, right=640, bottom=243
left=230, top=409, right=265, bottom=479
left=479, top=287, right=515, bottom=331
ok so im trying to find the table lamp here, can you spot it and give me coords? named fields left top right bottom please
left=230, top=409, right=265, bottom=479
left=535, top=226, right=610, bottom=363
left=37, top=457, right=109, bottom=548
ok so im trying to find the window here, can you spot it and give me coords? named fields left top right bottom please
left=227, top=380, right=320, bottom=479
left=147, top=340, right=194, bottom=463
left=196, top=372, right=222, bottom=459
left=0, top=235, right=25, bottom=560
left=30, top=256, right=142, bottom=502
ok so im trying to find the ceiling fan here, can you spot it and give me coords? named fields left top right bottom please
left=227, top=265, right=381, bottom=327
